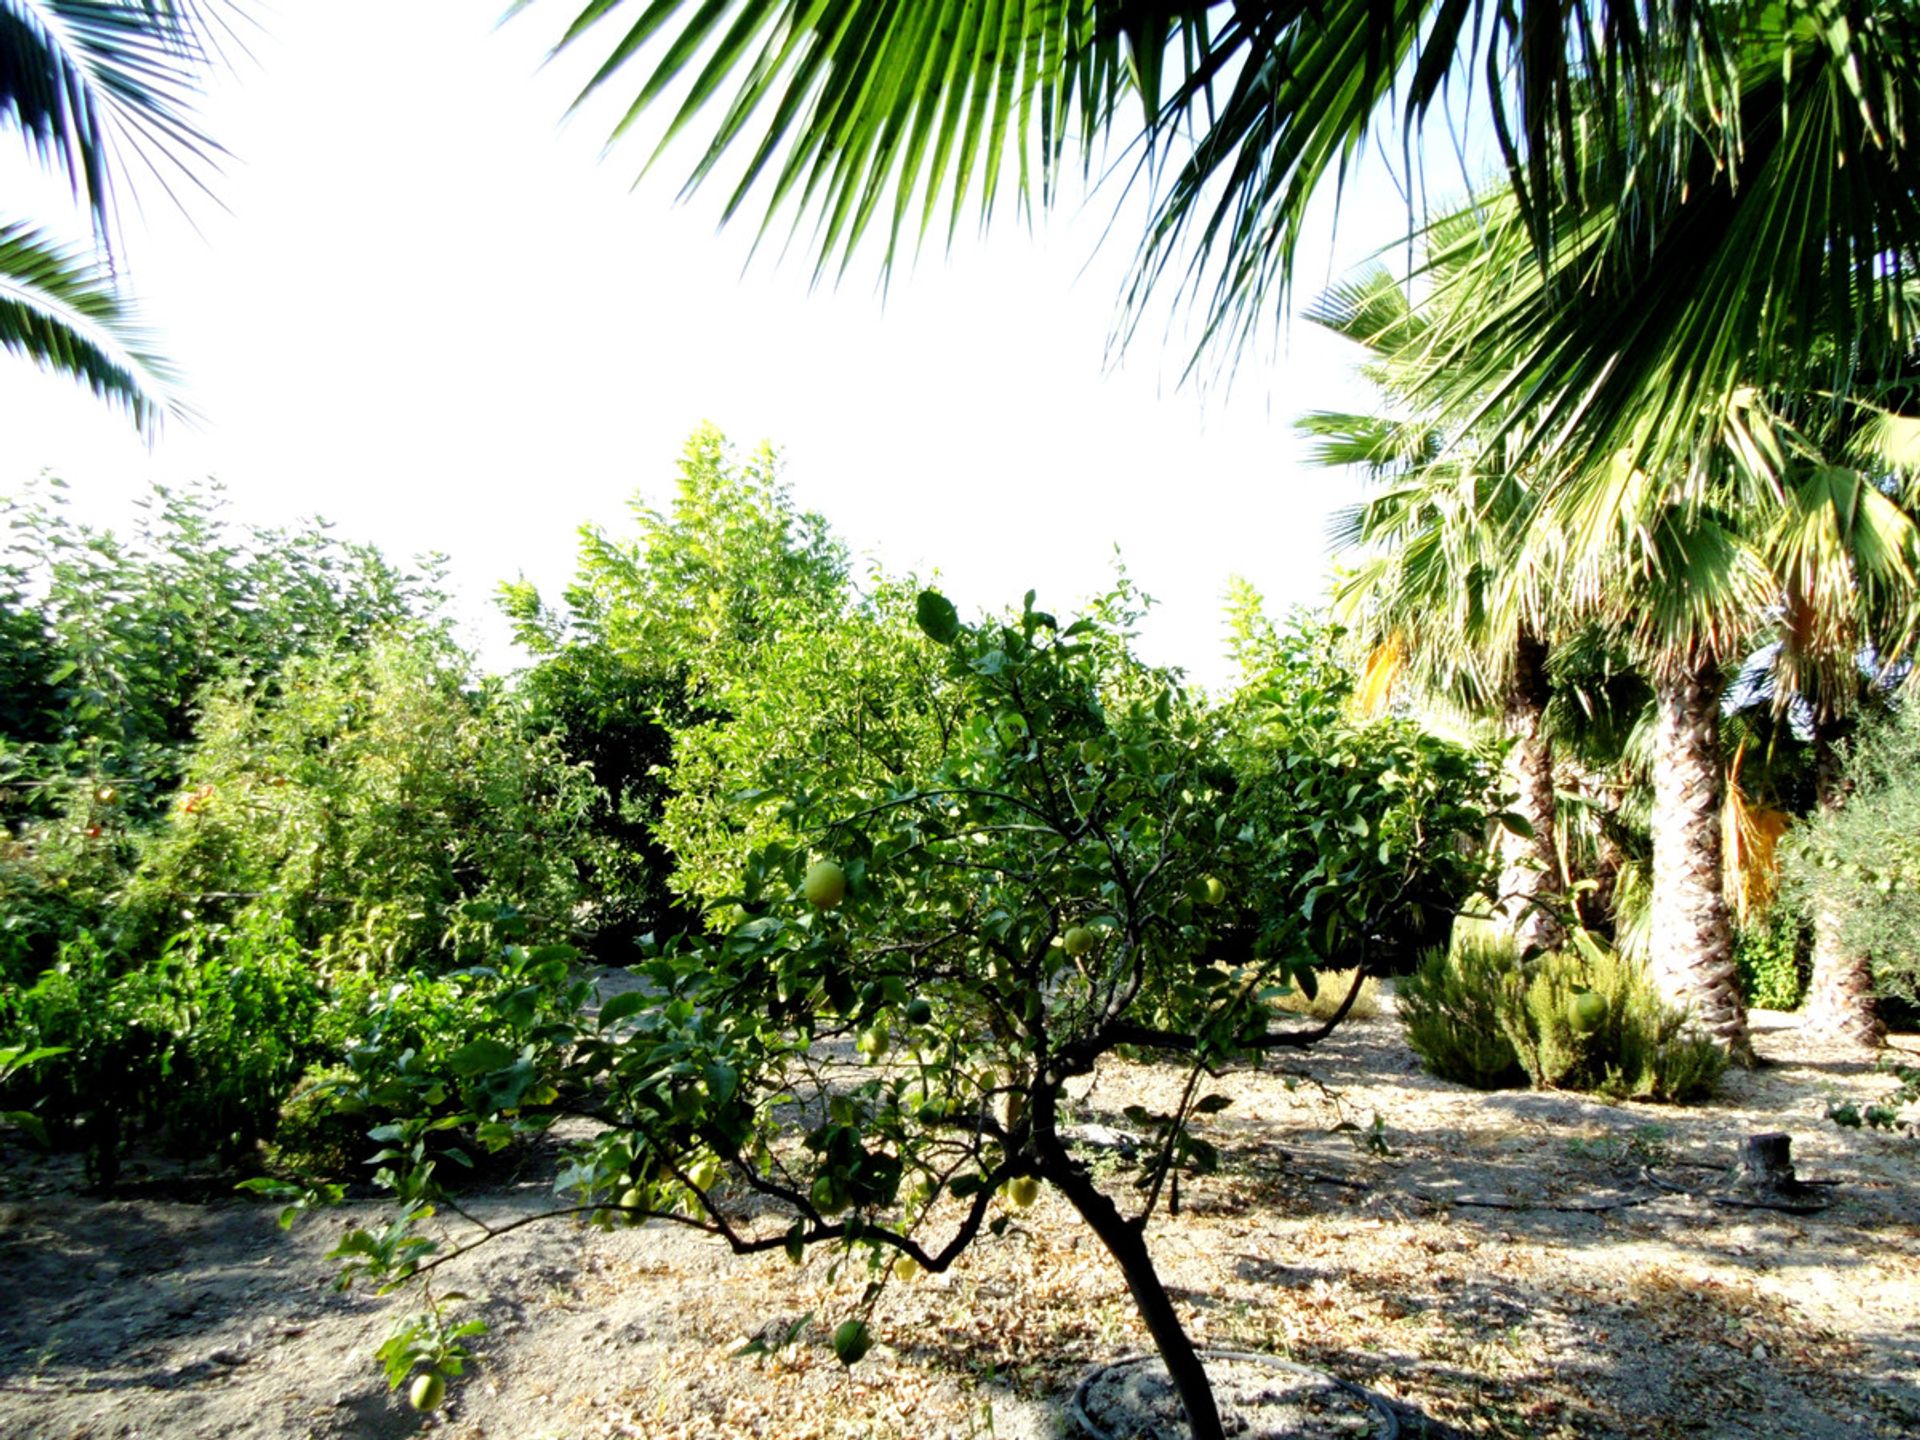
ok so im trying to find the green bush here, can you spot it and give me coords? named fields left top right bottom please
left=1398, top=931, right=1527, bottom=1089
left=1781, top=702, right=1920, bottom=1006
left=264, top=1064, right=370, bottom=1179
left=1398, top=929, right=1725, bottom=1101
left=4, top=915, right=324, bottom=1181
left=1733, top=910, right=1808, bottom=1010
left=1502, top=941, right=1725, bottom=1101
left=274, top=911, right=594, bottom=1184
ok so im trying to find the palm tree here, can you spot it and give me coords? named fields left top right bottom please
left=1748, top=399, right=1920, bottom=1045
left=2, top=2, right=233, bottom=432
left=1303, top=262, right=1567, bottom=951
left=522, top=1, right=1920, bottom=482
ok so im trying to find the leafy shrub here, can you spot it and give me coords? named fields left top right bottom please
left=1782, top=702, right=1920, bottom=1005
left=1501, top=940, right=1725, bottom=1101
left=264, top=1064, right=370, bottom=1179
left=1398, top=932, right=1528, bottom=1089
left=1399, top=929, right=1724, bottom=1101
left=1733, top=909, right=1808, bottom=1010
left=276, top=912, right=594, bottom=1184
left=116, top=636, right=598, bottom=975
left=5, top=915, right=324, bottom=1180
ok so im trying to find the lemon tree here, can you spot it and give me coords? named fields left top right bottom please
left=328, top=589, right=1491, bottom=1440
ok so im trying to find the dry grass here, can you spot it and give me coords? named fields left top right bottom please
left=1274, top=968, right=1382, bottom=1022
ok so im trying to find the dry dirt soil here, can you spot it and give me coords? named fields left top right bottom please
left=1, top=998, right=1915, bottom=1440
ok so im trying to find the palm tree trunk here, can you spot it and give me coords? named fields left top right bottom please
left=1497, top=628, right=1564, bottom=952
left=1648, top=662, right=1751, bottom=1058
left=1802, top=727, right=1884, bottom=1046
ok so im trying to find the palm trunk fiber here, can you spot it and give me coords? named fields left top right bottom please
left=1648, top=662, right=1751, bottom=1059
left=1498, top=628, right=1564, bottom=952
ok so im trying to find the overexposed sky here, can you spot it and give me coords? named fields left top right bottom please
left=0, top=1, right=1442, bottom=690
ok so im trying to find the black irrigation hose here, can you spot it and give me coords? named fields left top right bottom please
left=1638, top=1164, right=1836, bottom=1214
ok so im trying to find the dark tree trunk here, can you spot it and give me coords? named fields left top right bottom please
left=1040, top=1151, right=1223, bottom=1440
left=1648, top=662, right=1751, bottom=1058
left=1802, top=726, right=1884, bottom=1047
left=1497, top=627, right=1564, bottom=952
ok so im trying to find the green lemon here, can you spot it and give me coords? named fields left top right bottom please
left=804, top=860, right=848, bottom=908
left=1062, top=925, right=1095, bottom=957
left=1006, top=1176, right=1040, bottom=1209
left=1569, top=991, right=1608, bottom=1034
left=408, top=1372, right=446, bottom=1413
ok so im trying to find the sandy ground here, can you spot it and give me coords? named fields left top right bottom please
left=1, top=1000, right=1915, bottom=1440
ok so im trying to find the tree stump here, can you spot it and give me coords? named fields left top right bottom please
left=1738, top=1133, right=1797, bottom=1191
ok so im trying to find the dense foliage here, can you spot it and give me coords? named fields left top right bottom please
left=320, top=583, right=1498, bottom=1434
left=1783, top=701, right=1920, bottom=1006
left=0, top=483, right=599, bottom=1179
left=1399, top=929, right=1725, bottom=1102
left=504, top=426, right=956, bottom=953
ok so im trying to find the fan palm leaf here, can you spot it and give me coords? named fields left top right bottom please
left=3, top=2, right=238, bottom=430
left=522, top=2, right=1769, bottom=373
left=0, top=217, right=176, bottom=431
left=1417, top=7, right=1920, bottom=506
left=2, top=1, right=233, bottom=238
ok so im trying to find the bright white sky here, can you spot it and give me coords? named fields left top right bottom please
left=0, top=1, right=1444, bottom=692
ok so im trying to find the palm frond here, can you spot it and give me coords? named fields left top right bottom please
left=1, top=1, right=236, bottom=241
left=1418, top=13, right=1920, bottom=498
left=1353, top=633, right=1405, bottom=718
left=1721, top=747, right=1789, bottom=926
left=0, top=216, right=178, bottom=435
left=525, top=1, right=1758, bottom=376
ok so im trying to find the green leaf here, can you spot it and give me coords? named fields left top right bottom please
left=915, top=589, right=961, bottom=645
left=831, top=1319, right=873, bottom=1366
left=1193, top=1094, right=1233, bottom=1114
left=445, top=1039, right=518, bottom=1077
left=1495, top=811, right=1536, bottom=840
left=704, top=1061, right=739, bottom=1106
left=598, top=990, right=651, bottom=1028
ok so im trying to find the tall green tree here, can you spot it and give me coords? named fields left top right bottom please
left=1738, top=398, right=1920, bottom=1044
left=504, top=426, right=959, bottom=948
left=1303, top=260, right=1567, bottom=952
left=2, top=1, right=233, bottom=430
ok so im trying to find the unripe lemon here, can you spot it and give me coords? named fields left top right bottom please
left=1006, top=1176, right=1040, bottom=1209
left=409, top=1372, right=446, bottom=1413
left=892, top=1254, right=921, bottom=1281
left=1569, top=992, right=1608, bottom=1034
left=810, top=1174, right=850, bottom=1215
left=804, top=860, right=847, bottom=908
left=1200, top=875, right=1227, bottom=906
left=1062, top=925, right=1095, bottom=957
